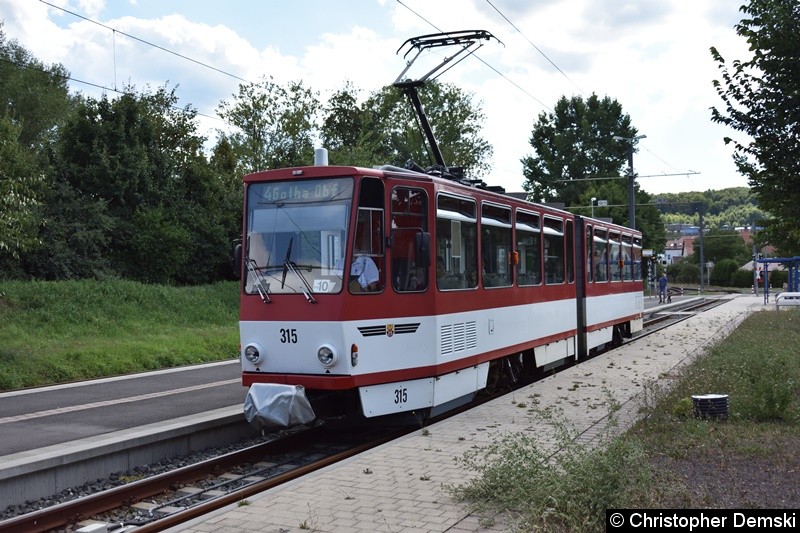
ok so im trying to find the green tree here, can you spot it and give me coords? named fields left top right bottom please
left=360, top=81, right=493, bottom=179
left=522, top=94, right=636, bottom=204
left=700, top=229, right=750, bottom=264
left=320, top=81, right=388, bottom=168
left=0, top=25, right=72, bottom=262
left=669, top=261, right=700, bottom=284
left=25, top=180, right=114, bottom=280
left=0, top=117, right=42, bottom=259
left=656, top=187, right=769, bottom=230
left=216, top=76, right=321, bottom=174
left=31, top=86, right=232, bottom=284
left=522, top=94, right=665, bottom=250
left=710, top=0, right=800, bottom=255
left=0, top=25, right=72, bottom=155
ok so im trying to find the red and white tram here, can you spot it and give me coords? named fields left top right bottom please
left=237, top=160, right=644, bottom=423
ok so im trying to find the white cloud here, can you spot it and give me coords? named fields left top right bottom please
left=0, top=0, right=753, bottom=194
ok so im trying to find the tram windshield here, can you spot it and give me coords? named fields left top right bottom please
left=244, top=177, right=354, bottom=295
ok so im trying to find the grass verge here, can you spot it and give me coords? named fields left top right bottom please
left=0, top=279, right=240, bottom=390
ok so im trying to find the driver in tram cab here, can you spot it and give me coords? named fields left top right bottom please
left=350, top=255, right=379, bottom=292
left=349, top=229, right=380, bottom=292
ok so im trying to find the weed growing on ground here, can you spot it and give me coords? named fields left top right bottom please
left=446, top=402, right=655, bottom=532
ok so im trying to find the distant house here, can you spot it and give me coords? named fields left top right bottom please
left=664, top=238, right=685, bottom=265
left=661, top=236, right=695, bottom=265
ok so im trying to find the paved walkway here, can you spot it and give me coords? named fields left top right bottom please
left=170, top=295, right=763, bottom=533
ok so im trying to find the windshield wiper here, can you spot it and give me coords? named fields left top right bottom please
left=280, top=237, right=316, bottom=303
left=284, top=261, right=317, bottom=303
left=246, top=258, right=271, bottom=303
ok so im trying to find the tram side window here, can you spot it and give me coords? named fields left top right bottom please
left=609, top=231, right=622, bottom=281
left=516, top=211, right=541, bottom=286
left=350, top=177, right=384, bottom=294
left=391, top=187, right=429, bottom=292
left=481, top=203, right=512, bottom=288
left=585, top=225, right=593, bottom=283
left=633, top=236, right=643, bottom=280
left=436, top=195, right=478, bottom=290
left=621, top=235, right=633, bottom=281
left=543, top=217, right=565, bottom=284
left=594, top=228, right=608, bottom=282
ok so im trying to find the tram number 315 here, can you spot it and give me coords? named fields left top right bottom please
left=280, top=328, right=297, bottom=344
left=394, top=388, right=408, bottom=404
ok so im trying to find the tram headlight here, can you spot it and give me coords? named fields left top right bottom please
left=243, top=343, right=263, bottom=364
left=317, top=345, right=338, bottom=367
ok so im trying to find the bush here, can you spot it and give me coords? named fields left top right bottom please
left=769, top=269, right=788, bottom=289
left=709, top=258, right=739, bottom=287
left=732, top=269, right=756, bottom=288
left=670, top=261, right=699, bottom=284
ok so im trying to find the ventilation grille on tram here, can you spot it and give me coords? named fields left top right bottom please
left=440, top=321, right=477, bottom=354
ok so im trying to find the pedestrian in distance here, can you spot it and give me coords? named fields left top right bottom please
left=658, top=272, right=668, bottom=304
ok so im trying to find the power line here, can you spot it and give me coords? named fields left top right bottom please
left=39, top=0, right=251, bottom=85
left=44, top=0, right=553, bottom=118
left=555, top=171, right=701, bottom=182
left=640, top=144, right=698, bottom=179
left=392, top=1, right=700, bottom=183
left=484, top=0, right=586, bottom=97
left=0, top=56, right=224, bottom=124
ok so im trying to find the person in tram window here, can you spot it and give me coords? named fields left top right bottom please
left=350, top=255, right=379, bottom=292
left=403, top=262, right=429, bottom=291
left=436, top=256, right=445, bottom=280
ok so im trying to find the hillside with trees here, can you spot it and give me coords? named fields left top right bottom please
left=655, top=188, right=769, bottom=230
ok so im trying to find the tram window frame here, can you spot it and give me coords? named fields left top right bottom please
left=594, top=227, right=608, bottom=282
left=633, top=236, right=643, bottom=280
left=608, top=231, right=622, bottom=281
left=515, top=210, right=542, bottom=286
left=543, top=216, right=565, bottom=285
left=436, top=193, right=479, bottom=290
left=350, top=177, right=385, bottom=294
left=566, top=219, right=575, bottom=284
left=390, top=186, right=429, bottom=293
left=481, top=202, right=513, bottom=288
left=585, top=224, right=593, bottom=283
left=621, top=234, right=633, bottom=281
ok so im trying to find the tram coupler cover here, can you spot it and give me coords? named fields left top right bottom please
left=244, top=383, right=316, bottom=429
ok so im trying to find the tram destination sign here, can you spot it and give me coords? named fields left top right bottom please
left=255, top=178, right=352, bottom=204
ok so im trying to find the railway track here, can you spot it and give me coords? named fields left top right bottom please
left=639, top=296, right=727, bottom=335
left=1, top=296, right=728, bottom=532
left=0, top=423, right=411, bottom=533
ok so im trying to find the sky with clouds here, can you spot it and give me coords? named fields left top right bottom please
left=1, top=0, right=753, bottom=196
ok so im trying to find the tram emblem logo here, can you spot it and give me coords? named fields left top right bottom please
left=358, top=322, right=420, bottom=337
